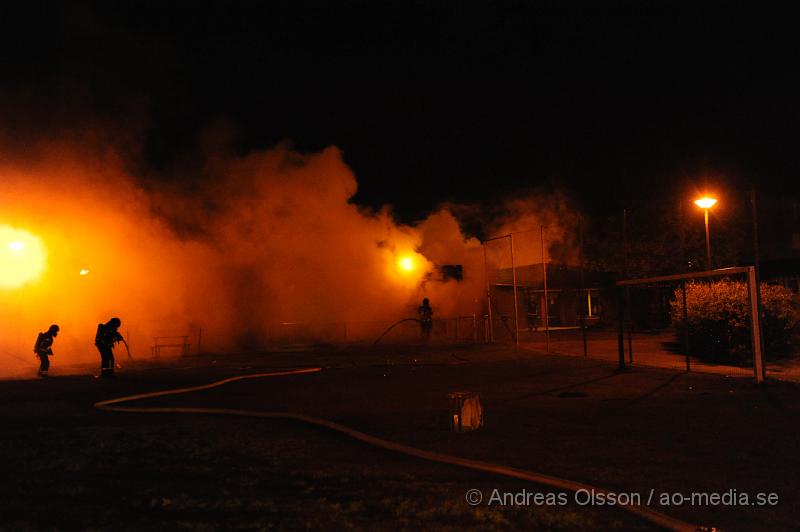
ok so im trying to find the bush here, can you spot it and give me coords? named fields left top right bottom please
left=670, top=280, right=800, bottom=364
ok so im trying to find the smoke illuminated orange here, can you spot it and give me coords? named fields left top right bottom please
left=0, top=143, right=489, bottom=372
left=0, top=225, right=47, bottom=289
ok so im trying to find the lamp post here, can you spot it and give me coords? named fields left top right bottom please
left=694, top=196, right=717, bottom=269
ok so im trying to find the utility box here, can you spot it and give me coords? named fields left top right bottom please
left=449, top=391, right=483, bottom=432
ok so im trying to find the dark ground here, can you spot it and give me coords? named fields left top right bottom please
left=2, top=344, right=798, bottom=531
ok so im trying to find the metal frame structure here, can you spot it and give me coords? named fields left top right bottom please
left=483, top=228, right=555, bottom=349
left=483, top=233, right=521, bottom=346
left=616, top=266, right=765, bottom=384
left=482, top=223, right=592, bottom=355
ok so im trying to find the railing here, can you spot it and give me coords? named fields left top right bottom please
left=151, top=336, right=191, bottom=357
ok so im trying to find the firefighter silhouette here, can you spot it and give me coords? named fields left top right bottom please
left=33, top=324, right=59, bottom=377
left=95, top=317, right=124, bottom=378
left=418, top=298, right=433, bottom=342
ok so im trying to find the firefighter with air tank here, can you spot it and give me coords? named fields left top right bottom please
left=95, top=317, right=126, bottom=378
left=33, top=324, right=59, bottom=377
left=418, top=298, right=433, bottom=343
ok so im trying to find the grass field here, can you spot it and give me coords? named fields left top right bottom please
left=2, top=343, right=799, bottom=531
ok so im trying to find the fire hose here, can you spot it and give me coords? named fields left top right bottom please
left=121, top=339, right=132, bottom=359
left=373, top=317, right=420, bottom=345
left=94, top=367, right=701, bottom=532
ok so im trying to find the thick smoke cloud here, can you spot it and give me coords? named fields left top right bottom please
left=0, top=134, right=578, bottom=377
left=0, top=139, right=478, bottom=375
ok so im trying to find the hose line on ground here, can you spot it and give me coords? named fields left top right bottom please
left=94, top=367, right=700, bottom=532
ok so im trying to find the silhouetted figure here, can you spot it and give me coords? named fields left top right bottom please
left=33, top=324, right=59, bottom=377
left=95, top=317, right=124, bottom=378
left=418, top=298, right=433, bottom=343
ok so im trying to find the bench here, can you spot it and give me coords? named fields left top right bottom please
left=151, top=336, right=191, bottom=357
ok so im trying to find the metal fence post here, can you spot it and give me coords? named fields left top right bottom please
left=617, top=286, right=625, bottom=369
left=510, top=233, right=520, bottom=346
left=751, top=186, right=767, bottom=380
left=682, top=281, right=690, bottom=372
left=578, top=214, right=587, bottom=357
left=623, top=208, right=633, bottom=363
left=541, top=226, right=550, bottom=353
left=748, top=266, right=765, bottom=384
left=483, top=242, right=494, bottom=343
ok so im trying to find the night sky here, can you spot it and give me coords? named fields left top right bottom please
left=2, top=1, right=798, bottom=222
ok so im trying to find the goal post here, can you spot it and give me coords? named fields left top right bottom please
left=616, top=266, right=765, bottom=384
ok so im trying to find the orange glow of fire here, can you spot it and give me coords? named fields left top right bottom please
left=388, top=251, right=431, bottom=286
left=0, top=226, right=47, bottom=289
left=398, top=256, right=415, bottom=272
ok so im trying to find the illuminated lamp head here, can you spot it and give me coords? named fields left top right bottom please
left=0, top=225, right=47, bottom=289
left=694, top=197, right=717, bottom=209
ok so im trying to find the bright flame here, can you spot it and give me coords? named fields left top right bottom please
left=0, top=226, right=47, bottom=289
left=80, top=269, right=90, bottom=276
left=398, top=256, right=415, bottom=272
left=694, top=197, right=718, bottom=209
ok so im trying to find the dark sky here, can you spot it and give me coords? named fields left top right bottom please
left=2, top=1, right=799, bottom=222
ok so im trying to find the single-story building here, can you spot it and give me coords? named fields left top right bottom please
left=492, top=263, right=617, bottom=329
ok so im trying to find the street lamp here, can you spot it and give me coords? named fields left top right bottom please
left=694, top=196, right=717, bottom=269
